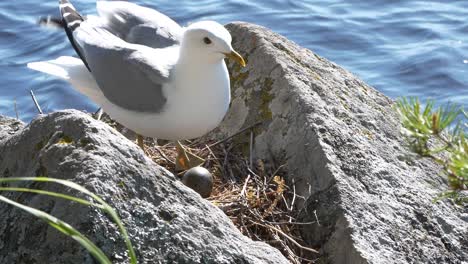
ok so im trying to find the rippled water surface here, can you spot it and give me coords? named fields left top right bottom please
left=1, top=0, right=467, bottom=121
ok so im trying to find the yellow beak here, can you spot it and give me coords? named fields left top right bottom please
left=224, top=50, right=246, bottom=67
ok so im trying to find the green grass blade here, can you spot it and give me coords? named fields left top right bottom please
left=423, top=99, right=434, bottom=117
left=0, top=187, right=103, bottom=208
left=439, top=104, right=460, bottom=130
left=0, top=195, right=111, bottom=264
left=0, top=177, right=105, bottom=204
left=0, top=177, right=137, bottom=264
left=104, top=207, right=137, bottom=264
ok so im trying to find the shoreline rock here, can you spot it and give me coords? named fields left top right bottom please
left=0, top=22, right=466, bottom=263
left=212, top=22, right=467, bottom=263
left=0, top=110, right=288, bottom=264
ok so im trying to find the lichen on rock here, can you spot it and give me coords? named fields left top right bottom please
left=0, top=110, right=288, bottom=264
left=213, top=22, right=468, bottom=264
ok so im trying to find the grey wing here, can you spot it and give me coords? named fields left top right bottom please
left=96, top=1, right=182, bottom=48
left=75, top=24, right=175, bottom=113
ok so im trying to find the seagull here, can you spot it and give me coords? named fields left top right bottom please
left=28, top=0, right=246, bottom=170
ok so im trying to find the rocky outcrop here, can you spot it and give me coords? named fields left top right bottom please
left=213, top=22, right=467, bottom=263
left=0, top=110, right=288, bottom=264
left=1, top=22, right=466, bottom=264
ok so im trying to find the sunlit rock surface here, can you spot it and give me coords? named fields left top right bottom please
left=212, top=22, right=467, bottom=264
left=0, top=21, right=466, bottom=264
left=0, top=110, right=288, bottom=264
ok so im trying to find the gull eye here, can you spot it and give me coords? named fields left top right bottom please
left=203, top=37, right=212, bottom=45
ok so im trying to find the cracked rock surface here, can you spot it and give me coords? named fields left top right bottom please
left=0, top=110, right=288, bottom=264
left=211, top=22, right=468, bottom=264
left=1, top=21, right=466, bottom=264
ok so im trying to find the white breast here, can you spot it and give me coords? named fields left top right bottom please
left=99, top=61, right=231, bottom=140
left=158, top=61, right=231, bottom=139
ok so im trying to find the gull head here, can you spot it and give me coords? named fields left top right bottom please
left=181, top=21, right=246, bottom=67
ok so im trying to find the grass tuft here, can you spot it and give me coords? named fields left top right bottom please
left=395, top=97, right=467, bottom=204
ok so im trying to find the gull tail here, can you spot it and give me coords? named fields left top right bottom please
left=28, top=56, right=80, bottom=80
left=27, top=56, right=102, bottom=101
left=59, top=0, right=91, bottom=71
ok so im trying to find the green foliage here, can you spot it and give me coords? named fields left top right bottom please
left=0, top=177, right=137, bottom=264
left=395, top=97, right=467, bottom=205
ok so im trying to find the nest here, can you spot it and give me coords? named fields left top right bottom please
left=144, top=132, right=320, bottom=263
left=97, top=112, right=319, bottom=262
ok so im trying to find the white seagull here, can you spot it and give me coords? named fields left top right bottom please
left=28, top=0, right=246, bottom=170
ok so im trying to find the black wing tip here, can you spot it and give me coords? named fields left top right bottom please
left=59, top=0, right=74, bottom=9
left=59, top=0, right=83, bottom=30
left=59, top=0, right=91, bottom=72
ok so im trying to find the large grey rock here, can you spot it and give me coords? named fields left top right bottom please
left=0, top=110, right=288, bottom=264
left=213, top=22, right=467, bottom=263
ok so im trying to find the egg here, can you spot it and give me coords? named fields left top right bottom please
left=181, top=167, right=213, bottom=198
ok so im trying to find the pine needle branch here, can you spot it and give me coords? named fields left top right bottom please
left=395, top=97, right=467, bottom=205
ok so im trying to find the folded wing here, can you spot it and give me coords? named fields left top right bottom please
left=96, top=1, right=183, bottom=48
left=74, top=23, right=177, bottom=113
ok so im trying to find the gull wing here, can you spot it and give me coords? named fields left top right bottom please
left=96, top=1, right=183, bottom=48
left=74, top=22, right=178, bottom=113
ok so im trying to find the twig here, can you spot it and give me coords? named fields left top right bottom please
left=228, top=166, right=236, bottom=183
left=204, top=121, right=262, bottom=149
left=240, top=174, right=251, bottom=197
left=281, top=194, right=290, bottom=211
left=267, top=164, right=286, bottom=184
left=153, top=146, right=175, bottom=165
left=222, top=145, right=231, bottom=181
left=271, top=164, right=286, bottom=178
left=205, top=144, right=223, bottom=171
left=290, top=178, right=296, bottom=211
left=240, top=213, right=253, bottom=238
left=254, top=222, right=319, bottom=254
left=247, top=167, right=261, bottom=179
left=263, top=220, right=316, bottom=226
left=313, top=210, right=321, bottom=226
left=29, top=90, right=43, bottom=114
left=272, top=232, right=300, bottom=264
left=13, top=98, right=19, bottom=119
left=249, top=130, right=254, bottom=169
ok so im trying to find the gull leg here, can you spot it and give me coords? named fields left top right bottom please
left=175, top=141, right=204, bottom=171
left=137, top=134, right=145, bottom=149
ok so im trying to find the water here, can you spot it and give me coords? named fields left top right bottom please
left=1, top=0, right=467, bottom=122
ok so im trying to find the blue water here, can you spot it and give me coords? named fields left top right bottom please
left=1, top=0, right=467, bottom=122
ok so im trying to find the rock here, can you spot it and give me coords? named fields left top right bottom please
left=182, top=167, right=214, bottom=198
left=211, top=22, right=467, bottom=263
left=0, top=115, right=24, bottom=141
left=0, top=110, right=288, bottom=264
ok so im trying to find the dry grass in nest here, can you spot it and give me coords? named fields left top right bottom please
left=144, top=133, right=320, bottom=263
left=98, top=112, right=320, bottom=262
